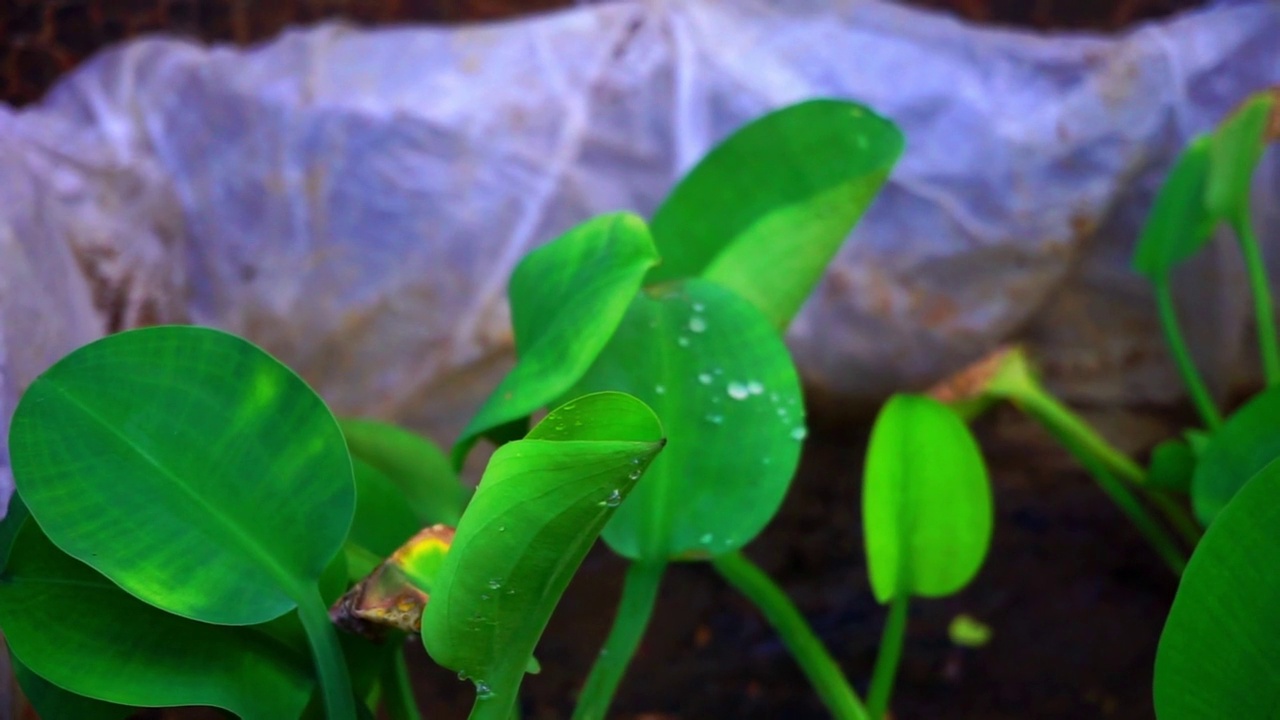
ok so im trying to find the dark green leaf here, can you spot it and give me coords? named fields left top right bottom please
left=863, top=394, right=992, bottom=602
left=0, top=521, right=313, bottom=719
left=1191, top=386, right=1280, bottom=525
left=12, top=655, right=132, bottom=720
left=342, top=418, right=469, bottom=526
left=0, top=492, right=29, bottom=571
left=454, top=214, right=660, bottom=467
left=648, top=99, right=903, bottom=328
left=1206, top=91, right=1276, bottom=221
left=1155, top=459, right=1280, bottom=718
left=350, top=458, right=426, bottom=560
left=8, top=325, right=355, bottom=624
left=1147, top=438, right=1196, bottom=494
left=567, top=279, right=806, bottom=561
left=1131, top=136, right=1216, bottom=279
left=423, top=392, right=665, bottom=717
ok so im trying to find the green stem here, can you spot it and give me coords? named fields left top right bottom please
left=296, top=587, right=357, bottom=720
left=381, top=649, right=424, bottom=720
left=1233, top=213, right=1280, bottom=386
left=1139, top=486, right=1203, bottom=548
left=571, top=561, right=666, bottom=720
left=1155, top=282, right=1223, bottom=429
left=712, top=551, right=870, bottom=720
left=865, top=595, right=909, bottom=720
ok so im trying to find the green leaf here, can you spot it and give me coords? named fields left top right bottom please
left=454, top=213, right=660, bottom=467
left=1147, top=438, right=1196, bottom=494
left=0, top=492, right=29, bottom=570
left=1191, top=386, right=1280, bottom=525
left=1131, top=135, right=1216, bottom=279
left=863, top=394, right=993, bottom=603
left=342, top=418, right=470, bottom=526
left=422, top=392, right=665, bottom=717
left=8, top=325, right=355, bottom=625
left=0, top=521, right=313, bottom=719
left=567, top=279, right=806, bottom=561
left=1155, top=459, right=1280, bottom=718
left=1206, top=91, right=1277, bottom=221
left=648, top=99, right=903, bottom=328
left=350, top=458, right=427, bottom=560
left=13, top=655, right=132, bottom=720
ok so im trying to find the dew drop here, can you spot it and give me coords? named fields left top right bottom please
left=599, top=489, right=624, bottom=507
left=655, top=384, right=667, bottom=395
left=747, top=381, right=764, bottom=395
left=480, top=594, right=491, bottom=601
left=628, top=469, right=642, bottom=480
left=458, top=671, right=470, bottom=681
left=487, top=578, right=502, bottom=590
left=689, top=317, right=707, bottom=333
left=791, top=426, right=808, bottom=441
left=475, top=681, right=494, bottom=700
left=700, top=533, right=714, bottom=544
left=727, top=382, right=749, bottom=400
left=705, top=414, right=724, bottom=425
left=698, top=373, right=713, bottom=385
left=692, top=302, right=705, bottom=312
left=498, top=525, right=506, bottom=532
left=676, top=336, right=691, bottom=348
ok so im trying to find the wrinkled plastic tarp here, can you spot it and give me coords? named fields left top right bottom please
left=2, top=0, right=1279, bottom=507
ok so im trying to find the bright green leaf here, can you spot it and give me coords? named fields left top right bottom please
left=1155, top=459, right=1280, bottom=718
left=1206, top=91, right=1277, bottom=221
left=1131, top=136, right=1216, bottom=279
left=454, top=214, right=660, bottom=467
left=8, top=325, right=355, bottom=625
left=1192, top=386, right=1280, bottom=525
left=1147, top=438, right=1196, bottom=494
left=566, top=279, right=805, bottom=561
left=0, top=521, right=313, bottom=719
left=863, top=394, right=992, bottom=603
left=342, top=417, right=469, bottom=526
left=648, top=99, right=903, bottom=328
left=423, top=392, right=665, bottom=718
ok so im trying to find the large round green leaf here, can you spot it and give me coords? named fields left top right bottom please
left=568, top=279, right=805, bottom=561
left=454, top=213, right=659, bottom=466
left=1155, top=460, right=1280, bottom=719
left=8, top=325, right=355, bottom=624
left=0, top=521, right=313, bottom=719
left=863, top=394, right=992, bottom=603
left=13, top=655, right=132, bottom=720
left=1192, top=386, right=1280, bottom=525
left=648, top=99, right=903, bottom=329
left=423, top=392, right=665, bottom=719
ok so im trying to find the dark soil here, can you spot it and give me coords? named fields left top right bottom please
left=404, top=404, right=1181, bottom=720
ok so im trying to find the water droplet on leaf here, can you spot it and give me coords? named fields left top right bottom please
left=727, top=382, right=749, bottom=400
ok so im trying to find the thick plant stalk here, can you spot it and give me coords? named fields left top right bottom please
left=1233, top=216, right=1280, bottom=386
left=571, top=561, right=666, bottom=720
left=711, top=551, right=870, bottom=720
left=865, top=595, right=909, bottom=720
left=296, top=588, right=358, bottom=720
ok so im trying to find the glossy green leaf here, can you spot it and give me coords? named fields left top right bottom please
left=8, top=325, right=355, bottom=625
left=350, top=458, right=425, bottom=560
left=863, top=394, right=992, bottom=603
left=1147, top=438, right=1196, bottom=494
left=341, top=417, right=468, bottom=526
left=1132, top=136, right=1216, bottom=279
left=0, top=521, right=313, bottom=719
left=13, top=655, right=131, bottom=720
left=1206, top=91, right=1276, bottom=221
left=454, top=213, right=660, bottom=467
left=423, top=392, right=665, bottom=717
left=648, top=99, right=903, bottom=328
left=566, top=279, right=806, bottom=561
left=1155, top=460, right=1280, bottom=718
left=1192, top=386, right=1280, bottom=525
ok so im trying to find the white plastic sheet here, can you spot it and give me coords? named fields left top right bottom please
left=2, top=0, right=1279, bottom=508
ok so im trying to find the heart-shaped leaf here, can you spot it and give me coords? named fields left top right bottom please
left=9, top=325, right=355, bottom=624
left=1205, top=90, right=1277, bottom=221
left=1147, top=438, right=1196, bottom=494
left=863, top=394, right=992, bottom=603
left=0, top=520, right=314, bottom=719
left=423, top=392, right=664, bottom=718
left=454, top=214, right=659, bottom=466
left=566, top=279, right=806, bottom=561
left=1192, top=386, right=1280, bottom=525
left=648, top=99, right=903, bottom=328
left=1131, top=136, right=1216, bottom=279
left=342, top=418, right=469, bottom=526
left=1155, top=459, right=1280, bottom=718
